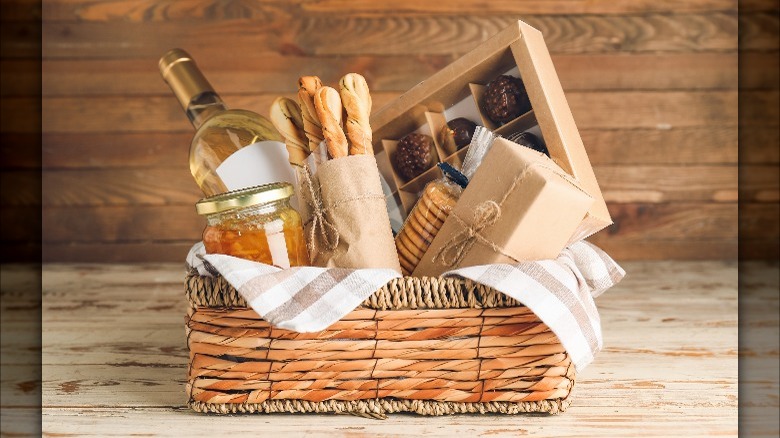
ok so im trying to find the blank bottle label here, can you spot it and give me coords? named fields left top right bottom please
left=216, top=141, right=296, bottom=191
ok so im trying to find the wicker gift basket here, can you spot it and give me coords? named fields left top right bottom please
left=178, top=20, right=618, bottom=418
left=185, top=270, right=575, bottom=418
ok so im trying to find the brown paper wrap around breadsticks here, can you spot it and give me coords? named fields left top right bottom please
left=278, top=73, right=400, bottom=272
left=299, top=154, right=402, bottom=272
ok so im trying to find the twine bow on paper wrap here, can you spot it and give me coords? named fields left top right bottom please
left=426, top=154, right=596, bottom=274
left=299, top=165, right=339, bottom=260
left=434, top=200, right=505, bottom=267
left=432, top=162, right=543, bottom=269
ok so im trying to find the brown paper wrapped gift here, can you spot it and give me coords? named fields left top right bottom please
left=413, top=138, right=594, bottom=277
left=299, top=153, right=402, bottom=272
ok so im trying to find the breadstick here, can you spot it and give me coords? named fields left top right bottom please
left=339, top=73, right=373, bottom=155
left=314, top=86, right=348, bottom=159
left=269, top=97, right=308, bottom=167
left=297, top=76, right=325, bottom=154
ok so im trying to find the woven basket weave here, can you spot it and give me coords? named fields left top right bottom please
left=185, top=270, right=575, bottom=418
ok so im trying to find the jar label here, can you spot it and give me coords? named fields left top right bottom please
left=216, top=141, right=296, bottom=191
left=264, top=219, right=291, bottom=269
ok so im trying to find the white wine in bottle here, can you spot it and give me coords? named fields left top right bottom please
left=159, top=48, right=294, bottom=196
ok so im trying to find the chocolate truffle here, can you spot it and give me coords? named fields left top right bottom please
left=512, top=132, right=549, bottom=156
left=395, top=133, right=436, bottom=181
left=482, top=75, right=531, bottom=125
left=439, top=118, right=478, bottom=155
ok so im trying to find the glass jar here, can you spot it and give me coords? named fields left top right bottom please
left=395, top=178, right=462, bottom=276
left=196, top=182, right=309, bottom=268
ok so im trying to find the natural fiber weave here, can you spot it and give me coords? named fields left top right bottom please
left=189, top=397, right=572, bottom=419
left=185, top=271, right=575, bottom=417
left=186, top=269, right=524, bottom=310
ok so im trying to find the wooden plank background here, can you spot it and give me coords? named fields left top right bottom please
left=1, top=0, right=778, bottom=262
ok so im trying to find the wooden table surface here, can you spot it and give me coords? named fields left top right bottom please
left=1, top=261, right=778, bottom=437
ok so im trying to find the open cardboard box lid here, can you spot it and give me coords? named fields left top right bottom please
left=371, top=20, right=612, bottom=240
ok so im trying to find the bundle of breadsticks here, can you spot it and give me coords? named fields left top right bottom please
left=270, top=74, right=401, bottom=272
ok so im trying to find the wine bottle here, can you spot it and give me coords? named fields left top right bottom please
left=158, top=48, right=294, bottom=196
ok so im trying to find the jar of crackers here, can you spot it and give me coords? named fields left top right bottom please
left=395, top=166, right=463, bottom=276
left=196, top=182, right=309, bottom=268
left=394, top=127, right=498, bottom=276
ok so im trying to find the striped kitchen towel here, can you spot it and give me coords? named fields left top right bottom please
left=189, top=240, right=624, bottom=371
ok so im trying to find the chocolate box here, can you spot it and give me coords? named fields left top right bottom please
left=370, top=19, right=612, bottom=241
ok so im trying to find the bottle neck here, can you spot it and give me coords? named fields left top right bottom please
left=186, top=91, right=228, bottom=129
left=158, top=49, right=225, bottom=130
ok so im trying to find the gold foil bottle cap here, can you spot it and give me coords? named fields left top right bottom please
left=158, top=48, right=215, bottom=109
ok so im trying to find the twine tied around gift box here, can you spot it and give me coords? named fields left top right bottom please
left=300, top=165, right=340, bottom=259
left=433, top=161, right=591, bottom=268
left=433, top=199, right=506, bottom=267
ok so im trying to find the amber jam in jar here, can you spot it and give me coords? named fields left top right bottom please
left=196, top=182, right=309, bottom=268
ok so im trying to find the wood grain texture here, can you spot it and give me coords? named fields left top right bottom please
left=0, top=134, right=41, bottom=169
left=42, top=205, right=205, bottom=242
left=1, top=171, right=40, bottom=206
left=741, top=51, right=780, bottom=89
left=37, top=93, right=396, bottom=134
left=31, top=52, right=745, bottom=98
left=0, top=21, right=40, bottom=59
left=740, top=165, right=780, bottom=202
left=0, top=0, right=767, bottom=23
left=594, top=166, right=738, bottom=203
left=39, top=55, right=454, bottom=96
left=738, top=18, right=779, bottom=263
left=738, top=260, right=780, bottom=437
left=739, top=90, right=780, bottom=127
left=40, top=169, right=201, bottom=207
left=40, top=242, right=212, bottom=263
left=739, top=10, right=780, bottom=51
left=4, top=261, right=770, bottom=436
left=29, top=165, right=745, bottom=208
left=37, top=125, right=750, bottom=169
left=28, top=0, right=744, bottom=22
left=588, top=239, right=738, bottom=260
left=0, top=59, right=40, bottom=97
left=39, top=202, right=743, bottom=243
left=42, top=240, right=744, bottom=263
left=0, top=263, right=41, bottom=438
left=0, top=0, right=41, bottom=22
left=741, top=127, right=780, bottom=164
left=45, top=407, right=751, bottom=438
left=20, top=0, right=778, bottom=261
left=301, top=0, right=745, bottom=16
left=35, top=13, right=746, bottom=59
left=0, top=97, right=39, bottom=133
left=35, top=199, right=750, bottom=259
left=38, top=91, right=740, bottom=134
left=2, top=207, right=40, bottom=242
left=740, top=182, right=779, bottom=261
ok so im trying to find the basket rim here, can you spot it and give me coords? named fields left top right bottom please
left=186, top=268, right=527, bottom=310
left=188, top=397, right=572, bottom=417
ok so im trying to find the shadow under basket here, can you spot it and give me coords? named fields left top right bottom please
left=185, top=271, right=576, bottom=418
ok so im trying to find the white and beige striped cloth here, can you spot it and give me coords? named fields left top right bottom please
left=187, top=240, right=624, bottom=371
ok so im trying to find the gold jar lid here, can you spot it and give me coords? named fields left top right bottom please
left=195, top=182, right=294, bottom=215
